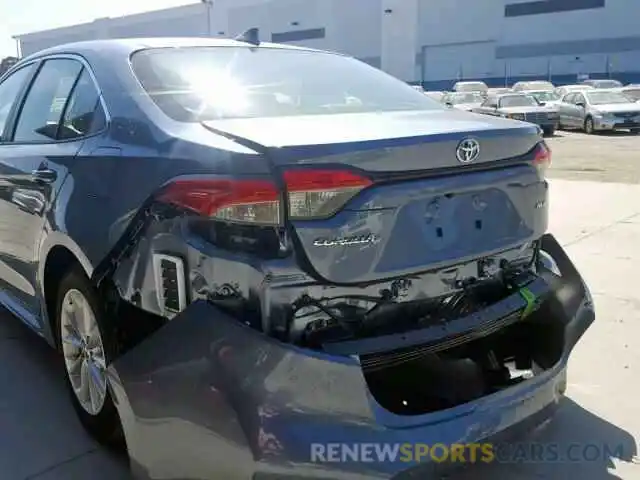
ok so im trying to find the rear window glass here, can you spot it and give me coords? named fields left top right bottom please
left=130, top=46, right=442, bottom=121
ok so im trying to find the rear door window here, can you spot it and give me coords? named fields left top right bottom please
left=58, top=69, right=106, bottom=140
left=12, top=59, right=83, bottom=142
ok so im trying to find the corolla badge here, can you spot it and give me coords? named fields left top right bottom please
left=456, top=137, right=480, bottom=164
left=313, top=234, right=381, bottom=247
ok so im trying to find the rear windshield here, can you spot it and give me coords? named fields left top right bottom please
left=130, top=46, right=442, bottom=121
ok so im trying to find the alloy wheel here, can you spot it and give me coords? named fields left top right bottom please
left=60, top=288, right=108, bottom=416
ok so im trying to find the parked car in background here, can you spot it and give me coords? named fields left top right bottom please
left=554, top=84, right=594, bottom=98
left=487, top=87, right=512, bottom=95
left=452, top=80, right=488, bottom=93
left=619, top=84, right=640, bottom=102
left=471, top=92, right=559, bottom=136
left=512, top=80, right=554, bottom=92
left=442, top=91, right=485, bottom=111
left=558, top=89, right=640, bottom=134
left=527, top=90, right=562, bottom=106
left=0, top=36, right=595, bottom=480
left=423, top=90, right=446, bottom=102
left=581, top=78, right=623, bottom=89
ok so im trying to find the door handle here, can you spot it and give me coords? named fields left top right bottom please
left=31, top=168, right=57, bottom=184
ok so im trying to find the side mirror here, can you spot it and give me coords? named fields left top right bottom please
left=576, top=102, right=585, bottom=108
left=539, top=101, right=547, bottom=106
left=445, top=102, right=453, bottom=107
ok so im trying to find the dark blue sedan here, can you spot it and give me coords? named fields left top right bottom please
left=0, top=35, right=593, bottom=479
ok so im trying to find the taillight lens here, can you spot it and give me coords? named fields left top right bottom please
left=284, top=169, right=372, bottom=219
left=532, top=141, right=551, bottom=176
left=157, top=178, right=281, bottom=225
left=157, top=169, right=372, bottom=224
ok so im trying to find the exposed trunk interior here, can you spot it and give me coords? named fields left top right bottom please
left=362, top=312, right=564, bottom=416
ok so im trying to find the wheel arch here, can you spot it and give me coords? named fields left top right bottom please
left=38, top=233, right=95, bottom=347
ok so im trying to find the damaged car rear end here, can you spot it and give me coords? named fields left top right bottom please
left=97, top=41, right=594, bottom=479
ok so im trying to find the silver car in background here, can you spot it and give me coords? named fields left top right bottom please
left=512, top=80, right=555, bottom=92
left=442, top=91, right=485, bottom=111
left=558, top=89, right=640, bottom=134
left=471, top=92, right=559, bottom=136
left=554, top=84, right=594, bottom=98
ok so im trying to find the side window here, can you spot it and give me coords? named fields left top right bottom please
left=0, top=65, right=35, bottom=138
left=13, top=59, right=83, bottom=143
left=563, top=93, right=574, bottom=104
left=58, top=69, right=106, bottom=140
left=575, top=94, right=585, bottom=105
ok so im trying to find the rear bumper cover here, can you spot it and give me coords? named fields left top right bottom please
left=107, top=234, right=594, bottom=480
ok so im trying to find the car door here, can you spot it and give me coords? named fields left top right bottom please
left=559, top=93, right=578, bottom=127
left=573, top=92, right=588, bottom=127
left=0, top=56, right=107, bottom=330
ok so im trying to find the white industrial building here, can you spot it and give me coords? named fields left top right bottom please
left=13, top=0, right=640, bottom=89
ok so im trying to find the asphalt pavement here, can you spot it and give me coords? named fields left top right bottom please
left=0, top=132, right=638, bottom=479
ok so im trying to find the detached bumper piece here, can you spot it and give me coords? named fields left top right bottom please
left=108, top=234, right=594, bottom=480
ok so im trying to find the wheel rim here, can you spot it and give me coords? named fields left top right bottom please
left=586, top=119, right=593, bottom=133
left=60, top=289, right=108, bottom=416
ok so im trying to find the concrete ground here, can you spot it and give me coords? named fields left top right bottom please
left=0, top=133, right=638, bottom=479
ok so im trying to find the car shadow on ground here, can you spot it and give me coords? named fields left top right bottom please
left=448, top=397, right=637, bottom=480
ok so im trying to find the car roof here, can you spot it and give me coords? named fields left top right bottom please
left=19, top=37, right=331, bottom=63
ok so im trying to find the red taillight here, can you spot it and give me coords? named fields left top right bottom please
left=284, top=169, right=372, bottom=219
left=532, top=142, right=551, bottom=175
left=157, top=178, right=281, bottom=224
left=157, top=169, right=372, bottom=224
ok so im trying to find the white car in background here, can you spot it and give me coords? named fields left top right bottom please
left=512, top=80, right=555, bottom=92
left=527, top=90, right=563, bottom=106
left=452, top=81, right=488, bottom=94
left=442, top=91, right=486, bottom=111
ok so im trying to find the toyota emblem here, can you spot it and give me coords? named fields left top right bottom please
left=456, top=138, right=480, bottom=164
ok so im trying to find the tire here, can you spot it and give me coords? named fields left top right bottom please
left=542, top=126, right=555, bottom=137
left=584, top=116, right=595, bottom=134
left=631, top=128, right=640, bottom=135
left=55, top=267, right=124, bottom=447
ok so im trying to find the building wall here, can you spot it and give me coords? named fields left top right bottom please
left=13, top=0, right=640, bottom=88
left=416, top=0, right=640, bottom=88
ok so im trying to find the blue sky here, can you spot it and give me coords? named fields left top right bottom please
left=0, top=0, right=194, bottom=57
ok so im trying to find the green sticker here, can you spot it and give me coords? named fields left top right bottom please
left=519, top=287, right=537, bottom=319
